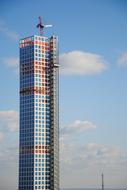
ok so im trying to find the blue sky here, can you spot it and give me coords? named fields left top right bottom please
left=0, top=0, right=127, bottom=189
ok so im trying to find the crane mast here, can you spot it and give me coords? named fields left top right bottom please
left=37, top=16, right=52, bottom=36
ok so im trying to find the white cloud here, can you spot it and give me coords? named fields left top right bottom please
left=61, top=120, right=96, bottom=135
left=2, top=57, right=19, bottom=67
left=0, top=110, right=19, bottom=132
left=0, top=110, right=19, bottom=190
left=118, top=52, right=127, bottom=67
left=60, top=51, right=108, bottom=75
left=60, top=140, right=127, bottom=187
left=2, top=57, right=19, bottom=68
left=60, top=120, right=127, bottom=187
left=0, top=20, right=19, bottom=41
left=1, top=57, right=19, bottom=74
left=0, top=111, right=18, bottom=189
left=0, top=132, right=4, bottom=142
left=60, top=141, right=127, bottom=169
left=82, top=143, right=123, bottom=163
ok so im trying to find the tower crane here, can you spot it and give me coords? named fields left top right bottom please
left=37, top=16, right=52, bottom=36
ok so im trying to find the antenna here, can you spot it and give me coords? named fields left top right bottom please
left=102, top=173, right=104, bottom=190
left=37, top=16, right=53, bottom=36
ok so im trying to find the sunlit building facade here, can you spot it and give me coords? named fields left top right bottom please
left=19, top=35, right=59, bottom=190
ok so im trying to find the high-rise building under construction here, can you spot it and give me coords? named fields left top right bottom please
left=19, top=20, right=59, bottom=190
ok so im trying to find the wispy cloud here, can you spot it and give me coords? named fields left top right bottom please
left=60, top=119, right=127, bottom=188
left=2, top=57, right=19, bottom=67
left=0, top=20, right=19, bottom=41
left=0, top=110, right=19, bottom=132
left=0, top=132, right=4, bottom=142
left=0, top=110, right=18, bottom=189
left=1, top=57, right=19, bottom=74
left=60, top=142, right=127, bottom=169
left=60, top=51, right=108, bottom=75
left=118, top=52, right=127, bottom=67
left=61, top=120, right=96, bottom=136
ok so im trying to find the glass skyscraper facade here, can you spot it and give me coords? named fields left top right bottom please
left=19, top=35, right=59, bottom=190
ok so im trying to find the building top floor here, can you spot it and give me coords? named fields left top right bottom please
left=20, top=35, right=58, bottom=44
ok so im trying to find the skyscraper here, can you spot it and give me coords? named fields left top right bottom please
left=19, top=29, right=59, bottom=190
